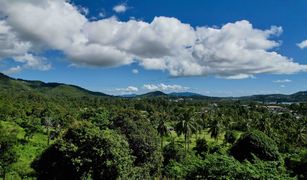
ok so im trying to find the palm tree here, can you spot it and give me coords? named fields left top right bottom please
left=208, top=116, right=222, bottom=141
left=157, top=112, right=169, bottom=149
left=257, top=115, right=271, bottom=136
left=195, top=112, right=207, bottom=139
left=294, top=126, right=306, bottom=146
left=175, top=108, right=197, bottom=152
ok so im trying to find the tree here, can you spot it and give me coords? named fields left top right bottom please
left=184, top=154, right=291, bottom=179
left=157, top=112, right=170, bottom=149
left=19, top=117, right=41, bottom=141
left=256, top=115, right=271, bottom=136
left=230, top=130, right=279, bottom=161
left=162, top=142, right=185, bottom=167
left=0, top=123, right=18, bottom=179
left=175, top=108, right=197, bottom=152
left=112, top=109, right=163, bottom=177
left=293, top=126, right=306, bottom=146
left=32, top=122, right=136, bottom=179
left=193, top=138, right=208, bottom=158
left=208, top=118, right=221, bottom=141
left=42, top=117, right=53, bottom=146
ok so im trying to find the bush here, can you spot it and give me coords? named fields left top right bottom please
left=230, top=130, right=279, bottom=161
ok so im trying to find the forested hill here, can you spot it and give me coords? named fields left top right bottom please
left=0, top=73, right=109, bottom=98
left=0, top=72, right=306, bottom=102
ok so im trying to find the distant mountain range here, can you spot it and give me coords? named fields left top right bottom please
left=0, top=73, right=306, bottom=102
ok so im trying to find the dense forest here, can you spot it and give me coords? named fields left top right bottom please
left=0, top=73, right=306, bottom=179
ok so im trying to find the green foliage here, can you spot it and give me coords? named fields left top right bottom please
left=208, top=118, right=222, bottom=140
left=162, top=141, right=186, bottom=167
left=112, top=109, right=163, bottom=177
left=32, top=122, right=137, bottom=179
left=174, top=108, right=197, bottom=151
left=230, top=130, right=280, bottom=161
left=224, top=130, right=237, bottom=144
left=184, top=154, right=292, bottom=179
left=285, top=149, right=307, bottom=179
left=0, top=123, right=18, bottom=178
left=193, top=138, right=208, bottom=158
left=0, top=73, right=306, bottom=179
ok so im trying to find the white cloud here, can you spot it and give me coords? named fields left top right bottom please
left=113, top=4, right=128, bottom=13
left=273, top=79, right=292, bottom=83
left=0, top=20, right=31, bottom=58
left=143, top=83, right=189, bottom=92
left=0, top=20, right=51, bottom=73
left=297, top=40, right=307, bottom=49
left=14, top=53, right=51, bottom=71
left=132, top=69, right=139, bottom=74
left=2, top=65, right=22, bottom=74
left=0, top=0, right=306, bottom=78
left=116, top=86, right=138, bottom=93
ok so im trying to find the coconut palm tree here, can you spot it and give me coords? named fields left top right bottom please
left=294, top=126, right=306, bottom=146
left=175, top=108, right=197, bottom=152
left=208, top=114, right=222, bottom=141
left=157, top=112, right=170, bottom=149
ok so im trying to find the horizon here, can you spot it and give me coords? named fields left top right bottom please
left=2, top=72, right=306, bottom=98
left=0, top=0, right=307, bottom=96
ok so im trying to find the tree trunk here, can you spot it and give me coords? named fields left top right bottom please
left=3, top=169, right=6, bottom=180
left=47, top=127, right=50, bottom=146
left=161, top=136, right=164, bottom=150
left=184, top=134, right=187, bottom=153
left=187, top=135, right=190, bottom=150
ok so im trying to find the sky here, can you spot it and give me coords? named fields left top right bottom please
left=0, top=0, right=307, bottom=96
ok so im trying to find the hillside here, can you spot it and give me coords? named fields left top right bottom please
left=0, top=73, right=109, bottom=98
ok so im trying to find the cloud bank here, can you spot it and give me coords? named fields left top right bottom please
left=0, top=0, right=306, bottom=78
left=143, top=83, right=189, bottom=92
left=116, top=86, right=138, bottom=93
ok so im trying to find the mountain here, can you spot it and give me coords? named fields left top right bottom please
left=120, top=94, right=137, bottom=98
left=0, top=73, right=306, bottom=102
left=138, top=91, right=167, bottom=97
left=168, top=92, right=204, bottom=97
left=239, top=92, right=307, bottom=102
left=0, top=73, right=109, bottom=98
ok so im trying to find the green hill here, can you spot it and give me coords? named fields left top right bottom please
left=0, top=73, right=109, bottom=98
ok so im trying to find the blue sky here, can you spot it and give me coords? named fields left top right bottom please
left=0, top=0, right=307, bottom=96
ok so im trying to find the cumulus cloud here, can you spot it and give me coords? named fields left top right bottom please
left=0, top=19, right=51, bottom=74
left=273, top=79, right=292, bottom=83
left=113, top=4, right=128, bottom=13
left=0, top=0, right=306, bottom=78
left=297, top=40, right=307, bottom=49
left=116, top=86, right=139, bottom=93
left=143, top=83, right=189, bottom=92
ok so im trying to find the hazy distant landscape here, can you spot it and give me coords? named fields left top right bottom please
left=0, top=0, right=307, bottom=179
